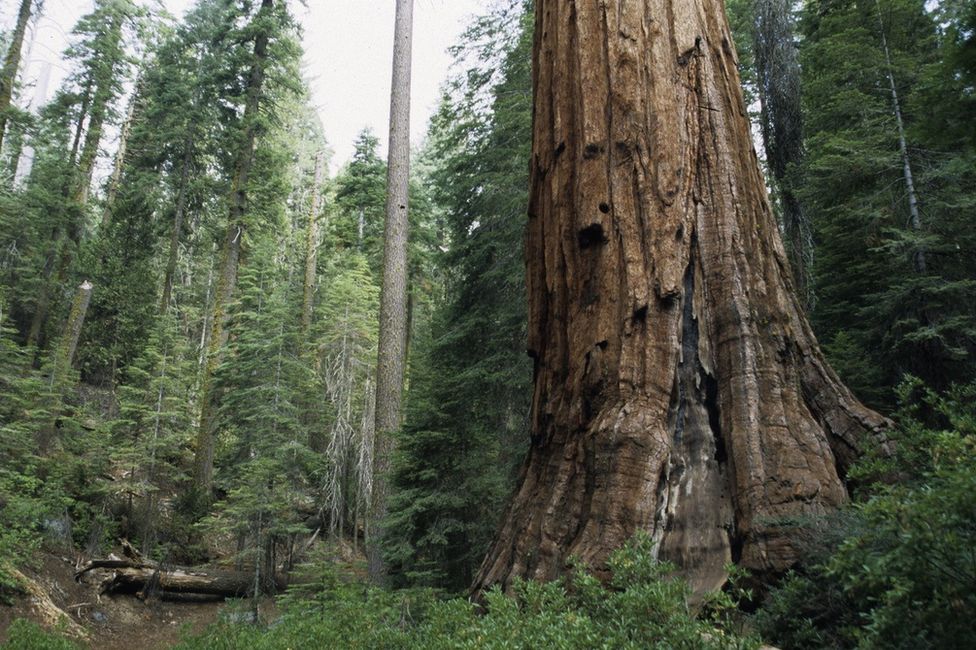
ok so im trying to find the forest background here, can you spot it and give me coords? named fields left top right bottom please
left=0, top=0, right=973, bottom=648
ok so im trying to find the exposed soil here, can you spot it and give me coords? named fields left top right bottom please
left=0, top=553, right=229, bottom=649
left=0, top=536, right=362, bottom=648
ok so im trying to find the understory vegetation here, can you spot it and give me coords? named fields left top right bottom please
left=0, top=0, right=974, bottom=648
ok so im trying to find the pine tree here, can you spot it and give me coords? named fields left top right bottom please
left=314, top=251, right=380, bottom=547
left=0, top=0, right=35, bottom=156
left=193, top=0, right=302, bottom=504
left=384, top=0, right=533, bottom=592
left=369, top=0, right=415, bottom=583
left=332, top=129, right=387, bottom=271
left=19, top=0, right=143, bottom=350
left=800, top=0, right=976, bottom=405
left=207, top=235, right=315, bottom=593
left=111, top=311, right=195, bottom=555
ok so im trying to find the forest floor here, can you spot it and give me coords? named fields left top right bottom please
left=0, top=551, right=278, bottom=649
left=0, top=534, right=365, bottom=648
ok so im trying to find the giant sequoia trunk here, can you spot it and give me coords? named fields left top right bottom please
left=472, top=0, right=888, bottom=596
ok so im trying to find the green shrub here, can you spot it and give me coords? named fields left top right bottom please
left=756, top=379, right=976, bottom=650
left=177, top=533, right=759, bottom=650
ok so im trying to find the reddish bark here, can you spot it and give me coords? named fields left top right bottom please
left=473, top=0, right=888, bottom=596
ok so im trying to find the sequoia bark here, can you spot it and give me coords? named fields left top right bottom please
left=472, top=0, right=888, bottom=596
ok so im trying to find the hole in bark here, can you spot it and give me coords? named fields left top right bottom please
left=675, top=224, right=684, bottom=241
left=598, top=202, right=610, bottom=214
left=678, top=38, right=703, bottom=66
left=657, top=289, right=679, bottom=309
left=653, top=467, right=670, bottom=529
left=578, top=223, right=607, bottom=249
left=526, top=348, right=538, bottom=360
left=596, top=340, right=608, bottom=350
left=583, top=143, right=604, bottom=159
left=703, top=371, right=726, bottom=463
left=633, top=304, right=648, bottom=323
left=730, top=531, right=744, bottom=563
left=554, top=141, right=566, bottom=158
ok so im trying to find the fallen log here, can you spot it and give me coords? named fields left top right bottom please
left=75, top=558, right=154, bottom=578
left=5, top=565, right=89, bottom=641
left=76, top=555, right=287, bottom=599
left=107, top=566, right=273, bottom=597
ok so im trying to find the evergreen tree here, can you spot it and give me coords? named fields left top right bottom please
left=385, top=0, right=533, bottom=592
left=193, top=0, right=303, bottom=503
left=800, top=0, right=976, bottom=405
left=111, top=312, right=195, bottom=555
left=0, top=0, right=36, bottom=157
left=4, top=0, right=145, bottom=351
left=332, top=129, right=387, bottom=270
left=207, top=235, right=315, bottom=593
left=314, top=251, right=380, bottom=547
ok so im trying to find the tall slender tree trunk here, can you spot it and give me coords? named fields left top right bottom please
left=101, top=81, right=141, bottom=229
left=473, top=0, right=888, bottom=597
left=302, top=152, right=325, bottom=333
left=753, top=0, right=812, bottom=307
left=52, top=280, right=93, bottom=385
left=73, top=12, right=123, bottom=207
left=159, top=145, right=193, bottom=314
left=69, top=79, right=93, bottom=172
left=0, top=0, right=33, bottom=155
left=192, top=0, right=274, bottom=504
left=875, top=0, right=925, bottom=274
left=369, top=0, right=414, bottom=585
left=38, top=280, right=93, bottom=453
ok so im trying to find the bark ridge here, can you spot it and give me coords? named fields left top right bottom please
left=473, top=0, right=888, bottom=596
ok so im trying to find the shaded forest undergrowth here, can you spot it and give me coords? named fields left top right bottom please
left=1, top=0, right=974, bottom=647
left=3, top=378, right=975, bottom=649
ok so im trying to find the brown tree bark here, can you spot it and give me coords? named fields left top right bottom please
left=472, top=0, right=888, bottom=597
left=159, top=144, right=193, bottom=314
left=368, top=0, right=414, bottom=584
left=301, top=152, right=325, bottom=333
left=101, top=79, right=142, bottom=229
left=73, top=11, right=124, bottom=207
left=192, top=0, right=274, bottom=503
left=0, top=0, right=33, bottom=155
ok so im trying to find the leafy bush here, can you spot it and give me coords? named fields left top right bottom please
left=756, top=379, right=976, bottom=649
left=176, top=533, right=758, bottom=650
